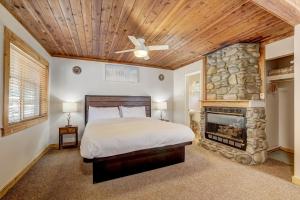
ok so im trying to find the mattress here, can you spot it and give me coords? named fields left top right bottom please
left=80, top=117, right=195, bottom=159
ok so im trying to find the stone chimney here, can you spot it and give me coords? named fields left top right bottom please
left=206, top=43, right=261, bottom=100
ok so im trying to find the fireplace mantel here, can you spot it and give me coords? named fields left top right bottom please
left=201, top=100, right=265, bottom=108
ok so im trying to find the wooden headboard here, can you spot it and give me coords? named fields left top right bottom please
left=85, top=95, right=151, bottom=124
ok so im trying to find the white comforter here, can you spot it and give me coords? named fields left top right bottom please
left=80, top=118, right=195, bottom=159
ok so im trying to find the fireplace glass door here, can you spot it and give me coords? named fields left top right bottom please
left=205, top=107, right=247, bottom=150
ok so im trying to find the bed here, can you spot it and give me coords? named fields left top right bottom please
left=81, top=95, right=194, bottom=183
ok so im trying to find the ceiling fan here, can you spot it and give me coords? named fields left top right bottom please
left=115, top=36, right=169, bottom=60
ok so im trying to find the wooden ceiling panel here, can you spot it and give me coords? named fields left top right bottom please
left=0, top=0, right=293, bottom=69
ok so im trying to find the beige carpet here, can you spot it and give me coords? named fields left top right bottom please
left=3, top=144, right=300, bottom=200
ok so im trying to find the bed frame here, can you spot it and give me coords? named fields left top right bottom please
left=84, top=95, right=192, bottom=183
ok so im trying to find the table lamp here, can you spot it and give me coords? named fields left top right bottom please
left=62, top=102, right=78, bottom=127
left=153, top=101, right=168, bottom=120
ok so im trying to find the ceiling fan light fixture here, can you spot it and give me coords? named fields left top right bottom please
left=134, top=49, right=148, bottom=58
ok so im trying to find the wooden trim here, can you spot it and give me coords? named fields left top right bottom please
left=251, top=0, right=300, bottom=26
left=267, top=146, right=280, bottom=153
left=201, top=100, right=250, bottom=108
left=202, top=56, right=207, bottom=101
left=3, top=27, right=10, bottom=133
left=2, top=27, right=49, bottom=136
left=0, top=144, right=54, bottom=199
left=267, top=146, right=294, bottom=154
left=280, top=146, right=294, bottom=154
left=2, top=116, right=48, bottom=137
left=292, top=176, right=300, bottom=186
left=4, top=27, right=49, bottom=66
left=52, top=55, right=171, bottom=70
left=259, top=44, right=266, bottom=99
left=49, top=143, right=59, bottom=150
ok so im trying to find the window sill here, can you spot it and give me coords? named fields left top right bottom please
left=2, top=115, right=48, bottom=136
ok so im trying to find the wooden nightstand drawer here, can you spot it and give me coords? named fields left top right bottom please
left=67, top=127, right=76, bottom=133
left=59, top=128, right=68, bottom=134
left=59, top=127, right=77, bottom=134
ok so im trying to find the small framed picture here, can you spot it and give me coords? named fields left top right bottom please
left=158, top=74, right=164, bottom=81
left=72, top=66, right=82, bottom=74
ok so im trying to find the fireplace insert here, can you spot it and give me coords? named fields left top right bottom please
left=205, top=107, right=247, bottom=150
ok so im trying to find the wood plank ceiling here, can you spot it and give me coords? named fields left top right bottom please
left=0, top=0, right=294, bottom=69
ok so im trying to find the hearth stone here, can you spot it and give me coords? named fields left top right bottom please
left=199, top=107, right=267, bottom=165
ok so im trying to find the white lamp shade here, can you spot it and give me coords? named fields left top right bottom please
left=62, top=102, right=78, bottom=113
left=153, top=101, right=167, bottom=110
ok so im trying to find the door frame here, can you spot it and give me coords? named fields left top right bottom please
left=184, top=71, right=200, bottom=126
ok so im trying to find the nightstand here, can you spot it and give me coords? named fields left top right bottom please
left=59, top=126, right=78, bottom=149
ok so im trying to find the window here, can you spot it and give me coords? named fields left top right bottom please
left=2, top=27, right=48, bottom=136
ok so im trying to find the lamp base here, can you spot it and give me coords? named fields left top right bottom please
left=65, top=113, right=72, bottom=127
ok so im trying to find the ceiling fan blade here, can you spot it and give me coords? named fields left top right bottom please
left=128, top=36, right=141, bottom=47
left=144, top=55, right=150, bottom=60
left=138, top=38, right=145, bottom=44
left=148, top=45, right=169, bottom=51
left=115, top=49, right=135, bottom=54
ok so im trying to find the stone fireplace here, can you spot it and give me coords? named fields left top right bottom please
left=199, top=43, right=268, bottom=165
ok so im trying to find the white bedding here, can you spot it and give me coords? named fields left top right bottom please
left=80, top=117, right=195, bottom=159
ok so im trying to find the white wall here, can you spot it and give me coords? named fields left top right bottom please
left=266, top=82, right=294, bottom=150
left=266, top=91, right=279, bottom=149
left=0, top=4, right=51, bottom=190
left=294, top=24, right=300, bottom=180
left=173, top=60, right=202, bottom=124
left=266, top=36, right=294, bottom=59
left=49, top=58, right=174, bottom=144
left=278, top=82, right=294, bottom=149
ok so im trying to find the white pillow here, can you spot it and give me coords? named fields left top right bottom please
left=120, top=106, right=146, bottom=118
left=88, top=106, right=120, bottom=122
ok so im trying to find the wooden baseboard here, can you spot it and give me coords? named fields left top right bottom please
left=0, top=144, right=55, bottom=198
left=268, top=146, right=294, bottom=154
left=49, top=143, right=59, bottom=150
left=292, top=176, right=300, bottom=186
left=267, top=146, right=280, bottom=153
left=280, top=146, right=294, bottom=154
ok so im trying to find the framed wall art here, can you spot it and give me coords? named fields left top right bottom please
left=105, top=64, right=139, bottom=83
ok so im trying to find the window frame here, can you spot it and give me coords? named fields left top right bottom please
left=2, top=27, right=49, bottom=136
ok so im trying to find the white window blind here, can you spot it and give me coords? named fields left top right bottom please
left=8, top=43, right=48, bottom=124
